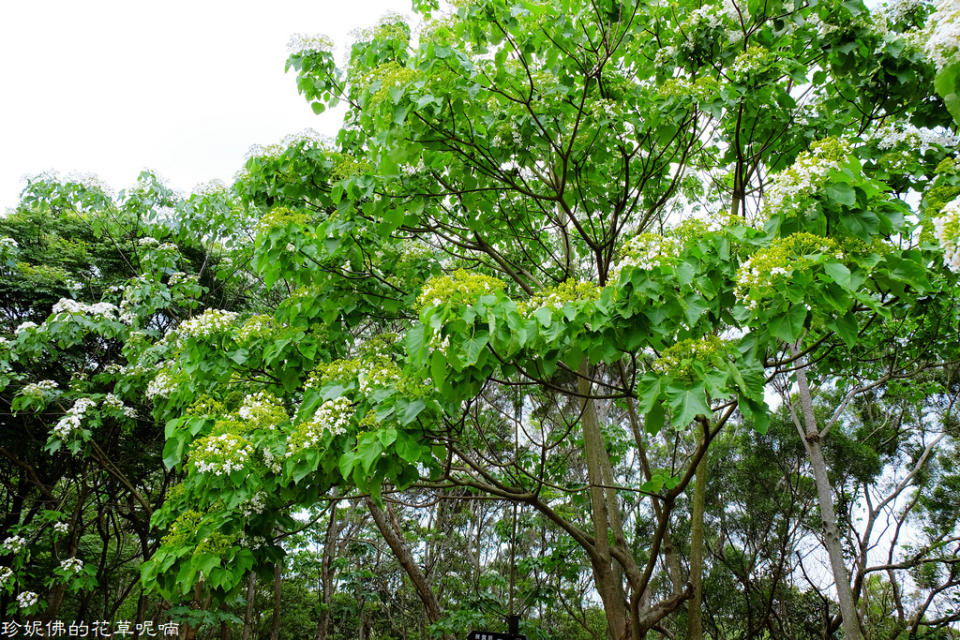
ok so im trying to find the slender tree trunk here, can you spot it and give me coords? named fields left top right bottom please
left=792, top=348, right=862, bottom=640
left=270, top=563, right=282, bottom=640
left=315, top=498, right=340, bottom=640
left=365, top=498, right=446, bottom=627
left=578, top=363, right=630, bottom=640
left=242, top=572, right=257, bottom=640
left=687, top=425, right=708, bottom=640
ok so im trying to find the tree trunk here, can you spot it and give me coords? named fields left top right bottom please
left=315, top=499, right=340, bottom=640
left=792, top=348, right=862, bottom=640
left=687, top=426, right=708, bottom=640
left=270, top=563, right=282, bottom=640
left=578, top=363, right=630, bottom=640
left=242, top=572, right=257, bottom=640
left=365, top=498, right=446, bottom=627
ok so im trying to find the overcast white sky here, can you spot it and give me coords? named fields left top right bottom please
left=0, top=0, right=411, bottom=212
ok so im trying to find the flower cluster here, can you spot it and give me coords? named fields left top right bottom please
left=236, top=391, right=287, bottom=429
left=246, top=130, right=329, bottom=161
left=52, top=298, right=123, bottom=322
left=287, top=33, right=334, bottom=56
left=736, top=233, right=842, bottom=309
left=287, top=397, right=353, bottom=456
left=262, top=448, right=284, bottom=474
left=652, top=335, right=730, bottom=380
left=280, top=128, right=328, bottom=149
left=730, top=45, right=774, bottom=81
left=416, top=270, right=507, bottom=310
left=0, top=566, right=11, bottom=588
left=357, top=357, right=403, bottom=394
left=762, top=138, right=851, bottom=218
left=240, top=491, right=268, bottom=517
left=658, top=76, right=719, bottom=101
left=53, top=522, right=70, bottom=535
left=2, top=535, right=25, bottom=555
left=192, top=179, right=227, bottom=197
left=933, top=196, right=960, bottom=272
left=191, top=433, right=254, bottom=475
left=873, top=123, right=958, bottom=154
left=15, top=321, right=38, bottom=336
left=53, top=398, right=97, bottom=442
left=103, top=393, right=137, bottom=419
left=238, top=315, right=275, bottom=343
left=359, top=62, right=417, bottom=105
left=518, top=279, right=601, bottom=315
left=609, top=233, right=681, bottom=282
left=60, top=557, right=84, bottom=574
left=256, top=207, right=309, bottom=233
left=883, top=0, right=924, bottom=23
left=923, top=0, right=960, bottom=69
left=16, top=591, right=38, bottom=610
left=19, top=380, right=58, bottom=399
left=178, top=309, right=238, bottom=341
left=146, top=369, right=177, bottom=400
left=306, top=359, right=361, bottom=389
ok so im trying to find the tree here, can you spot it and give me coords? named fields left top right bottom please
left=36, top=1, right=956, bottom=639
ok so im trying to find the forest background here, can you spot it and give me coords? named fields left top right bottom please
left=1, top=0, right=960, bottom=639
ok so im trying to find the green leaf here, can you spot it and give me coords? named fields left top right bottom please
left=635, top=374, right=662, bottom=413
left=665, top=384, right=711, bottom=427
left=357, top=436, right=384, bottom=473
left=397, top=399, right=426, bottom=425
left=825, top=182, right=855, bottom=207
left=645, top=402, right=665, bottom=435
left=934, top=61, right=960, bottom=124
left=769, top=304, right=807, bottom=343
left=395, top=432, right=423, bottom=463
left=824, top=262, right=851, bottom=290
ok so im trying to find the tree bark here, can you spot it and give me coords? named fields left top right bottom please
left=270, top=563, right=282, bottom=640
left=791, top=347, right=862, bottom=640
left=315, top=499, right=340, bottom=640
left=687, top=422, right=708, bottom=640
left=578, top=363, right=630, bottom=640
left=242, top=572, right=257, bottom=640
left=365, top=498, right=446, bottom=629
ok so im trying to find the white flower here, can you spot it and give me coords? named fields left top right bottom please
left=286, top=243, right=297, bottom=252
left=933, top=196, right=960, bottom=273
left=609, top=234, right=680, bottom=281
left=66, top=172, right=114, bottom=197
left=20, top=380, right=58, bottom=398
left=60, top=557, right=84, bottom=574
left=0, top=566, right=12, bottom=587
left=240, top=491, right=268, bottom=517
left=286, top=397, right=353, bottom=457
left=178, top=309, right=238, bottom=340
left=16, top=591, right=38, bottom=609
left=762, top=138, right=851, bottom=219
left=280, top=128, right=328, bottom=149
left=15, top=321, right=38, bottom=335
left=51, top=298, right=121, bottom=321
left=873, top=122, right=959, bottom=153
left=146, top=370, right=176, bottom=400
left=923, top=0, right=960, bottom=70
left=53, top=522, right=70, bottom=535
left=287, top=33, right=333, bottom=56
left=193, top=179, right=227, bottom=197
left=191, top=433, right=254, bottom=475
left=2, top=535, right=26, bottom=555
left=52, top=397, right=97, bottom=442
